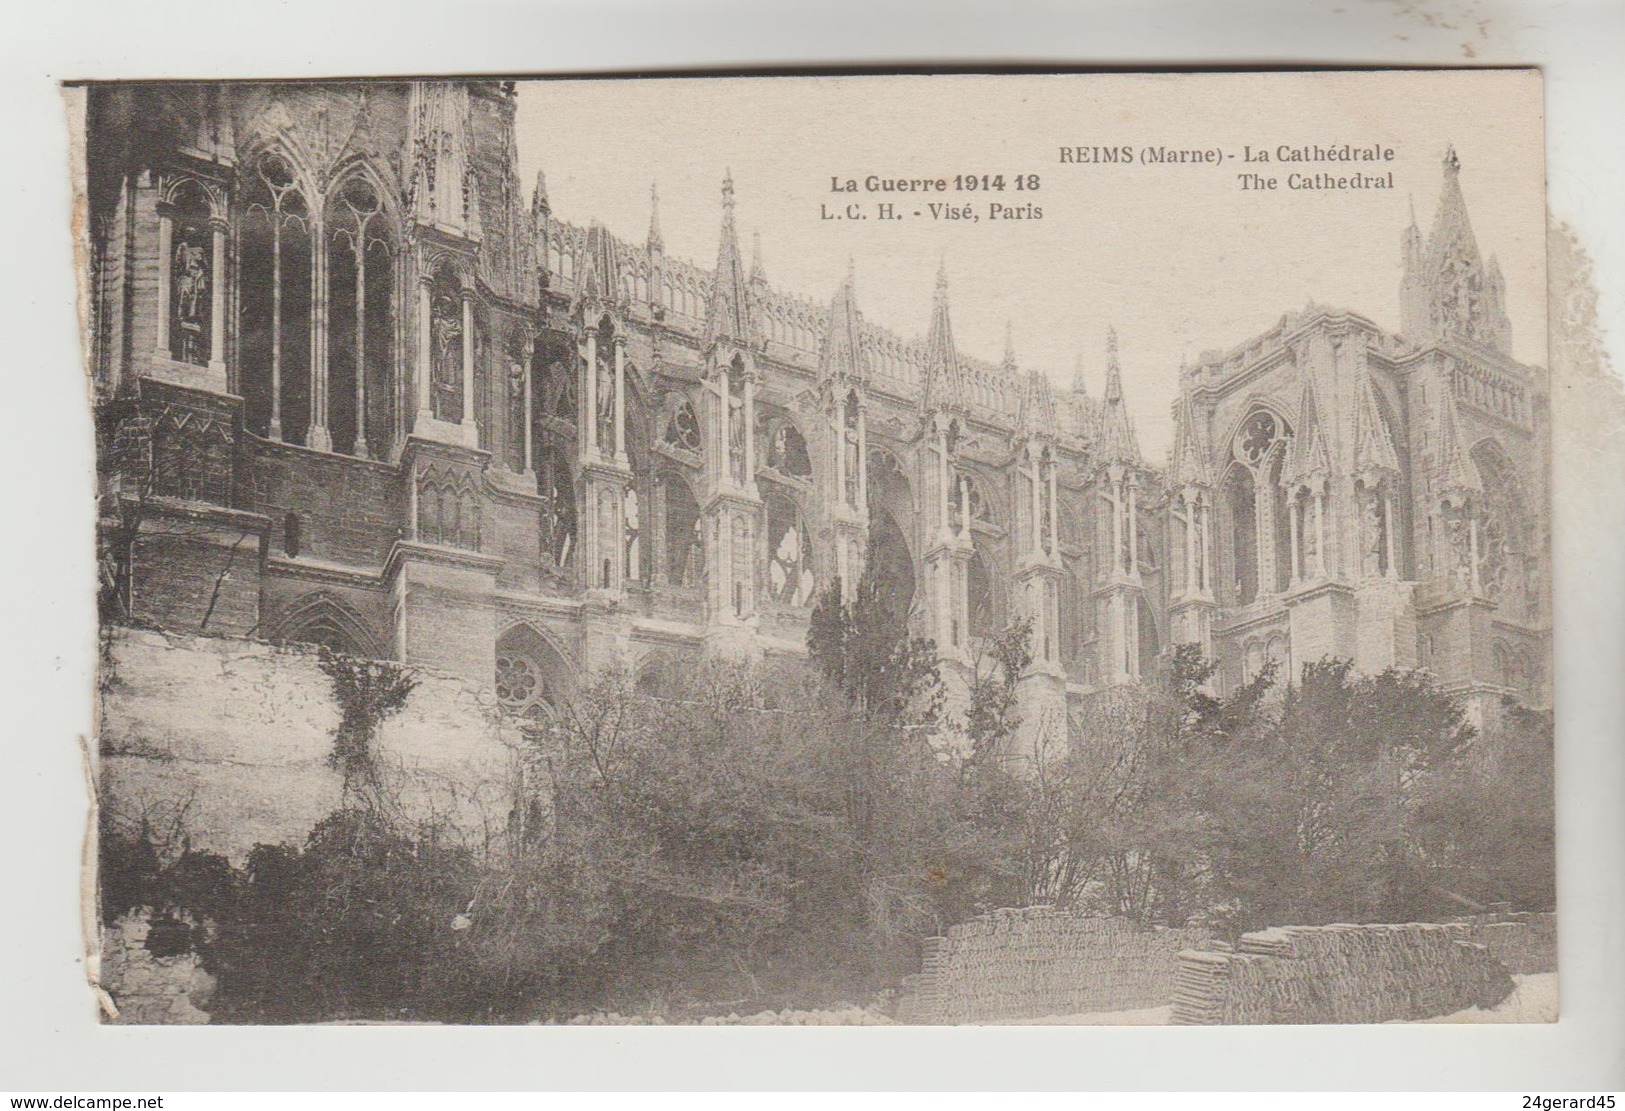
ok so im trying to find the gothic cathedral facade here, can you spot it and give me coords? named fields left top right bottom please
left=83, top=81, right=1550, bottom=756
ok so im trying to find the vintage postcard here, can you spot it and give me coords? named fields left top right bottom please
left=72, top=70, right=1554, bottom=1026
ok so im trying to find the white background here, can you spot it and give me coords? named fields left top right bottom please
left=1, top=0, right=1620, bottom=1092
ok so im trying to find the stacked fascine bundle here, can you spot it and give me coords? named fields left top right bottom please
left=1171, top=922, right=1516, bottom=1025
left=895, top=907, right=1209, bottom=1024
left=1460, top=912, right=1557, bottom=976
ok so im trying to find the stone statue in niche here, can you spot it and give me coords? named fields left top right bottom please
left=173, top=235, right=209, bottom=365
left=728, top=394, right=745, bottom=484
left=431, top=293, right=463, bottom=419
left=844, top=430, right=860, bottom=506
left=1447, top=512, right=1473, bottom=592
left=595, top=351, right=614, bottom=449
left=507, top=359, right=526, bottom=470
left=1361, top=487, right=1384, bottom=578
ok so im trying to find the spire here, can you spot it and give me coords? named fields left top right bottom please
left=1071, top=349, right=1088, bottom=397
left=1003, top=322, right=1017, bottom=371
left=1402, top=146, right=1511, bottom=353
left=819, top=259, right=868, bottom=384
left=530, top=168, right=549, bottom=219
left=1096, top=327, right=1140, bottom=465
left=705, top=169, right=754, bottom=347
left=646, top=180, right=663, bottom=251
left=750, top=230, right=767, bottom=285
left=1103, top=327, right=1123, bottom=403
left=1169, top=388, right=1212, bottom=489
left=921, top=259, right=967, bottom=414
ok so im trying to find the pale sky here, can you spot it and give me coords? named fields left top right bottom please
left=512, top=72, right=1546, bottom=461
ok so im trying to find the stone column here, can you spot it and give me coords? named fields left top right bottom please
left=936, top=423, right=950, bottom=532
left=1183, top=492, right=1198, bottom=598
left=1468, top=511, right=1481, bottom=595
left=209, top=217, right=227, bottom=373
left=1199, top=499, right=1213, bottom=594
left=1382, top=490, right=1397, bottom=578
left=307, top=236, right=331, bottom=452
left=1047, top=458, right=1060, bottom=559
left=1109, top=477, right=1123, bottom=576
left=459, top=291, right=475, bottom=433
left=522, top=337, right=535, bottom=475
left=352, top=234, right=369, bottom=459
left=959, top=474, right=971, bottom=538
left=415, top=277, right=433, bottom=429
left=613, top=335, right=627, bottom=461
left=833, top=409, right=846, bottom=508
left=583, top=326, right=598, bottom=456
left=856, top=400, right=868, bottom=511
left=1028, top=449, right=1042, bottom=554
left=1288, top=490, right=1301, bottom=585
left=1126, top=480, right=1139, bottom=576
left=1313, top=490, right=1328, bottom=579
left=269, top=217, right=285, bottom=440
left=743, top=372, right=756, bottom=484
left=156, top=207, right=173, bottom=356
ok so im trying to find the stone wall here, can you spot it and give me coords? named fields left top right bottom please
left=98, top=626, right=523, bottom=863
left=894, top=908, right=1210, bottom=1024
left=1171, top=922, right=1516, bottom=1025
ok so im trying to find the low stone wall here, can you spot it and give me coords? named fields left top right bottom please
left=895, top=907, right=1210, bottom=1024
left=99, top=910, right=215, bottom=1025
left=1172, top=923, right=1515, bottom=1025
left=98, top=626, right=524, bottom=863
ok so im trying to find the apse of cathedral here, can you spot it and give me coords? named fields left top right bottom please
left=83, top=81, right=1550, bottom=757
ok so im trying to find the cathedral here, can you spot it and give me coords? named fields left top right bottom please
left=83, top=80, right=1550, bottom=757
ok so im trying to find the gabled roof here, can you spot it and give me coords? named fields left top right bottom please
left=1435, top=385, right=1482, bottom=497
left=1282, top=378, right=1330, bottom=487
left=1169, top=390, right=1213, bottom=488
left=1353, top=370, right=1401, bottom=479
left=818, top=259, right=868, bottom=384
left=1017, top=367, right=1059, bottom=443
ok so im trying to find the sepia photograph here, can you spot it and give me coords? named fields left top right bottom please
left=73, top=71, right=1558, bottom=1028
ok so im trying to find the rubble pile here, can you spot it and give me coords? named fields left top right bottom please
left=1171, top=922, right=1516, bottom=1025
left=895, top=907, right=1209, bottom=1024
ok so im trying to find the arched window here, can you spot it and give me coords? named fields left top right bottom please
left=1225, top=466, right=1258, bottom=605
left=765, top=493, right=815, bottom=607
left=536, top=441, right=575, bottom=571
left=967, top=550, right=995, bottom=638
left=240, top=152, right=311, bottom=443
left=764, top=416, right=812, bottom=477
left=1137, top=596, right=1161, bottom=679
left=495, top=624, right=572, bottom=729
left=325, top=175, right=395, bottom=458
left=661, top=471, right=704, bottom=587
left=1472, top=440, right=1538, bottom=619
left=868, top=505, right=915, bottom=618
left=624, top=486, right=642, bottom=583
left=663, top=399, right=702, bottom=453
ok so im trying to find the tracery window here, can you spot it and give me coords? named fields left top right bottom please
left=766, top=493, right=815, bottom=607
left=240, top=152, right=312, bottom=443
left=663, top=399, right=702, bottom=453
left=325, top=176, right=395, bottom=458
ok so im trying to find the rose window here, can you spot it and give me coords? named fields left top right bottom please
left=1237, top=411, right=1281, bottom=467
left=496, top=654, right=544, bottom=714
